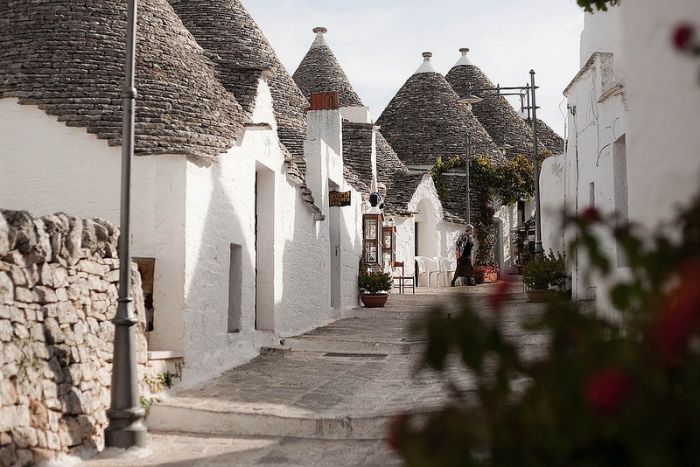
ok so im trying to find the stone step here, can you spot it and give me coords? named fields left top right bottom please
left=281, top=336, right=425, bottom=355
left=147, top=403, right=395, bottom=440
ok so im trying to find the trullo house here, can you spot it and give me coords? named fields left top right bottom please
left=0, top=0, right=370, bottom=385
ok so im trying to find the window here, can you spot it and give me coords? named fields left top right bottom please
left=228, top=244, right=242, bottom=333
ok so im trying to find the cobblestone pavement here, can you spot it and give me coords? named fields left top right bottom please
left=83, top=288, right=546, bottom=466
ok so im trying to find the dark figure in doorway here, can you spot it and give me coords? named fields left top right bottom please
left=451, top=224, right=476, bottom=287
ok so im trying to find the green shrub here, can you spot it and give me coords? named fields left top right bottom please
left=522, top=250, right=566, bottom=290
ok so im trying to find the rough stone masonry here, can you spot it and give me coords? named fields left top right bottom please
left=0, top=210, right=146, bottom=466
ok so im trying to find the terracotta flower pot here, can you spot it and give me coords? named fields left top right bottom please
left=360, top=294, right=388, bottom=308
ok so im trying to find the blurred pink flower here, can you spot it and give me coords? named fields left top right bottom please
left=584, top=367, right=633, bottom=416
left=387, top=413, right=409, bottom=452
left=673, top=24, right=695, bottom=52
left=650, top=259, right=700, bottom=366
left=579, top=207, right=601, bottom=224
left=489, top=280, right=513, bottom=313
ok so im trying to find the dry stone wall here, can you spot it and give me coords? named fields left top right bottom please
left=0, top=211, right=146, bottom=466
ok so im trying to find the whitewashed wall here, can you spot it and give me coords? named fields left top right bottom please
left=391, top=175, right=463, bottom=283
left=493, top=203, right=520, bottom=272
left=0, top=98, right=187, bottom=353
left=565, top=54, right=627, bottom=300
left=540, top=154, right=568, bottom=255
left=0, top=79, right=364, bottom=387
left=537, top=6, right=630, bottom=302
left=621, top=0, right=700, bottom=230
left=580, top=7, right=624, bottom=75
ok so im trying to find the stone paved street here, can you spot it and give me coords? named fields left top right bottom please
left=84, top=287, right=546, bottom=466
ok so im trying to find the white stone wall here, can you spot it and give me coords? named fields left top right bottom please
left=0, top=98, right=187, bottom=353
left=621, top=0, right=700, bottom=230
left=493, top=203, right=520, bottom=272
left=539, top=14, right=629, bottom=301
left=0, top=78, right=364, bottom=388
left=540, top=154, right=568, bottom=255
left=391, top=175, right=464, bottom=280
left=580, top=7, right=624, bottom=76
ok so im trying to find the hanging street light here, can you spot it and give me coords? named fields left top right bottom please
left=460, top=69, right=545, bottom=256
left=104, top=0, right=147, bottom=449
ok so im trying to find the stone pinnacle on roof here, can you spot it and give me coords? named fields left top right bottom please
left=415, top=51, right=438, bottom=74
left=293, top=27, right=364, bottom=107
left=446, top=47, right=542, bottom=157
left=311, top=27, right=329, bottom=48
left=1, top=0, right=244, bottom=160
left=455, top=48, right=474, bottom=66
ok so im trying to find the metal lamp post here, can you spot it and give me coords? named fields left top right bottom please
left=529, top=70, right=544, bottom=256
left=459, top=93, right=483, bottom=225
left=460, top=70, right=545, bottom=256
left=105, top=0, right=147, bottom=449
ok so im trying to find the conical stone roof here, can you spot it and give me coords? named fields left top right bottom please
left=341, top=122, right=420, bottom=215
left=293, top=28, right=363, bottom=107
left=1, top=0, right=244, bottom=160
left=376, top=52, right=502, bottom=168
left=446, top=48, right=539, bottom=158
left=168, top=0, right=309, bottom=172
left=534, top=118, right=565, bottom=155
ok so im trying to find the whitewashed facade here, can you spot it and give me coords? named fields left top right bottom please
left=541, top=6, right=628, bottom=302
left=542, top=0, right=700, bottom=304
left=0, top=78, right=364, bottom=385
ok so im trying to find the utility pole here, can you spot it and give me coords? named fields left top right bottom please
left=105, top=0, right=147, bottom=449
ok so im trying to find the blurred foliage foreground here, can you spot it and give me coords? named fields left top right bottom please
left=390, top=192, right=700, bottom=466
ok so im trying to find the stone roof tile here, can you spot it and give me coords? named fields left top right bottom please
left=293, top=28, right=364, bottom=108
left=376, top=56, right=503, bottom=168
left=534, top=118, right=565, bottom=155
left=168, top=0, right=309, bottom=170
left=0, top=0, right=244, bottom=160
left=446, top=49, right=541, bottom=158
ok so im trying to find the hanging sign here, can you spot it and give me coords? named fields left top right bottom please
left=329, top=190, right=352, bottom=207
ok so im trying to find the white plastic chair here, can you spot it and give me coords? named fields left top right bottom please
left=416, top=256, right=440, bottom=288
left=414, top=256, right=428, bottom=287
left=437, top=256, right=456, bottom=287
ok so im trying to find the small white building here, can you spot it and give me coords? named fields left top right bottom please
left=539, top=5, right=628, bottom=302
left=0, top=0, right=367, bottom=386
left=541, top=0, right=700, bottom=304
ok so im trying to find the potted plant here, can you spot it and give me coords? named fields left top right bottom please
left=474, top=265, right=499, bottom=284
left=358, top=268, right=392, bottom=308
left=522, top=250, right=567, bottom=302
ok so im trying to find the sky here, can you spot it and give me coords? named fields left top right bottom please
left=244, top=0, right=584, bottom=138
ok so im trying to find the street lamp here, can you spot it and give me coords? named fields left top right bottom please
left=456, top=100, right=474, bottom=226
left=460, top=69, right=544, bottom=256
left=105, top=0, right=147, bottom=449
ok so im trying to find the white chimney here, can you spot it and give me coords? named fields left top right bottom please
left=304, top=92, right=344, bottom=215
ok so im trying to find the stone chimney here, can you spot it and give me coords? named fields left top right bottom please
left=304, top=92, right=344, bottom=215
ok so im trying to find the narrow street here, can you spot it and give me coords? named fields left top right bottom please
left=85, top=288, right=546, bottom=467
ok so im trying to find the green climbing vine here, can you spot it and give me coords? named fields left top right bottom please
left=430, top=154, right=542, bottom=268
left=430, top=154, right=537, bottom=207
